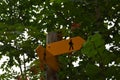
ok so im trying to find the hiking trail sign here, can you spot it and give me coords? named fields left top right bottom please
left=35, top=36, right=85, bottom=71
left=46, top=36, right=85, bottom=56
left=36, top=45, right=59, bottom=71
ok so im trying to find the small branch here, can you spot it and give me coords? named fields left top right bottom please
left=17, top=56, right=23, bottom=75
left=23, top=54, right=27, bottom=78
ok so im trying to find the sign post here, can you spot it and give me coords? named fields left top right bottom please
left=36, top=31, right=85, bottom=80
left=46, top=32, right=59, bottom=80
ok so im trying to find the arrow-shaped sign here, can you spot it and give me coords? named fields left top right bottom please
left=46, top=36, right=85, bottom=56
left=36, top=45, right=59, bottom=71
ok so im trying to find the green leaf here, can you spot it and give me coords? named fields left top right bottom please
left=105, top=66, right=117, bottom=78
left=116, top=58, right=120, bottom=64
left=85, top=64, right=100, bottom=77
left=81, top=41, right=97, bottom=57
left=113, top=34, right=120, bottom=44
left=81, top=33, right=105, bottom=57
left=50, top=0, right=69, bottom=3
left=91, top=33, right=105, bottom=47
left=100, top=51, right=116, bottom=65
left=97, top=45, right=105, bottom=54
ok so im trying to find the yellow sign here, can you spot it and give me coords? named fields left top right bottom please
left=45, top=51, right=59, bottom=71
left=36, top=45, right=59, bottom=71
left=46, top=36, right=85, bottom=56
left=36, top=45, right=45, bottom=63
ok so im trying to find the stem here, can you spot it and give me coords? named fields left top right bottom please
left=23, top=54, right=27, bottom=78
left=17, top=56, right=23, bottom=75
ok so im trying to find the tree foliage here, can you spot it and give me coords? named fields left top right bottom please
left=0, top=0, right=120, bottom=80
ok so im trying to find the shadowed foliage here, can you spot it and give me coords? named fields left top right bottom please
left=0, top=0, right=120, bottom=79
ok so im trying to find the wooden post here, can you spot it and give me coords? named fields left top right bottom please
left=46, top=32, right=59, bottom=80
